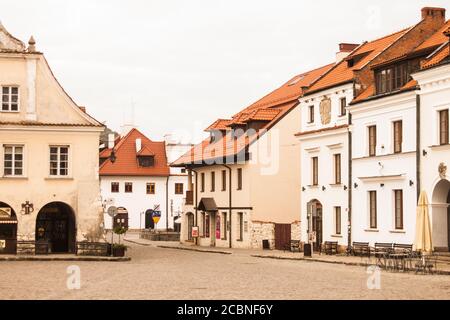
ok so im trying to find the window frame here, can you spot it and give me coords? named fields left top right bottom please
left=146, top=182, right=156, bottom=195
left=368, top=125, right=377, bottom=157
left=334, top=154, right=341, bottom=185
left=210, top=171, right=215, bottom=192
left=312, top=157, right=319, bottom=186
left=439, top=109, right=449, bottom=145
left=308, top=105, right=315, bottom=124
left=175, top=183, right=184, bottom=195
left=125, top=182, right=133, bottom=193
left=394, top=190, right=404, bottom=230
left=237, top=168, right=243, bottom=191
left=111, top=182, right=120, bottom=193
left=237, top=212, right=244, bottom=241
left=340, top=97, right=347, bottom=116
left=335, top=207, right=342, bottom=235
left=369, top=191, right=377, bottom=229
left=200, top=173, right=205, bottom=192
left=221, top=170, right=227, bottom=191
left=3, top=145, right=24, bottom=177
left=49, top=145, right=70, bottom=177
left=393, top=120, right=403, bottom=154
left=1, top=86, right=20, bottom=112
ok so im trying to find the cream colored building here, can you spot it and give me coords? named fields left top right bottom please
left=0, top=23, right=104, bottom=254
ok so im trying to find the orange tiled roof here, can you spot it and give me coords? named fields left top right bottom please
left=306, top=28, right=411, bottom=94
left=351, top=80, right=418, bottom=104
left=205, top=119, right=232, bottom=132
left=421, top=45, right=449, bottom=68
left=414, top=20, right=450, bottom=52
left=172, top=63, right=334, bottom=166
left=100, top=128, right=170, bottom=176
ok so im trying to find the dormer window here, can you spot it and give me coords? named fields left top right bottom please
left=138, top=156, right=154, bottom=167
left=375, top=59, right=420, bottom=95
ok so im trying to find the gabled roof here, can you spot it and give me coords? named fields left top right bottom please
left=305, top=28, right=412, bottom=95
left=100, top=128, right=170, bottom=177
left=172, top=63, right=334, bottom=167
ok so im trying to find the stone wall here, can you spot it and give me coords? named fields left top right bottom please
left=250, top=221, right=275, bottom=249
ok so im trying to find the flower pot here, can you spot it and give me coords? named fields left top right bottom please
left=113, top=246, right=126, bottom=257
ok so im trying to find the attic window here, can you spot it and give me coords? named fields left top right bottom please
left=138, top=156, right=154, bottom=167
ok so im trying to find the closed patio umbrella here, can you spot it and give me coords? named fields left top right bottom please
left=414, top=191, right=433, bottom=256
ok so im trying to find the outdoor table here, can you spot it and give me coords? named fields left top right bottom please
left=388, top=253, right=409, bottom=272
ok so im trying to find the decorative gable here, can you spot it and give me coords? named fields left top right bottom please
left=0, top=22, right=26, bottom=52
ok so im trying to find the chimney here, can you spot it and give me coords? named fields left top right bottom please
left=421, top=7, right=446, bottom=22
left=336, top=43, right=359, bottom=63
left=135, top=138, right=142, bottom=153
left=108, top=133, right=115, bottom=149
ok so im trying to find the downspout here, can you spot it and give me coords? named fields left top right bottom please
left=222, top=164, right=233, bottom=249
left=191, top=168, right=199, bottom=246
left=166, top=176, right=170, bottom=231
left=348, top=111, right=353, bottom=250
left=416, top=94, right=421, bottom=201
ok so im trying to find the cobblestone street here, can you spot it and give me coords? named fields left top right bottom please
left=0, top=242, right=449, bottom=300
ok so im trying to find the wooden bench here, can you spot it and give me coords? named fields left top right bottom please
left=373, top=243, right=394, bottom=256
left=352, top=242, right=370, bottom=257
left=393, top=243, right=413, bottom=253
left=323, top=241, right=338, bottom=255
left=76, top=242, right=109, bottom=257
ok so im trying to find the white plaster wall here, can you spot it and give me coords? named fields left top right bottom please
left=350, top=92, right=417, bottom=246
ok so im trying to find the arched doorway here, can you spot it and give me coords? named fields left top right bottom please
left=36, top=202, right=76, bottom=254
left=0, top=202, right=18, bottom=255
left=113, top=207, right=129, bottom=229
left=186, top=212, right=194, bottom=241
left=432, top=179, right=450, bottom=250
left=307, top=200, right=323, bottom=252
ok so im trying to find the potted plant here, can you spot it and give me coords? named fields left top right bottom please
left=112, top=226, right=128, bottom=257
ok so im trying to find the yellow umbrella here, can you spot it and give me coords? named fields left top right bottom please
left=414, top=191, right=433, bottom=254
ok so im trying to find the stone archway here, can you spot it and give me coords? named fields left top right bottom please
left=36, top=202, right=76, bottom=254
left=0, top=202, right=18, bottom=254
left=432, top=179, right=450, bottom=251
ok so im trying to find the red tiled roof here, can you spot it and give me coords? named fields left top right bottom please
left=415, top=20, right=450, bottom=52
left=205, top=119, right=232, bottom=132
left=421, top=45, right=449, bottom=69
left=100, top=128, right=170, bottom=176
left=172, top=63, right=334, bottom=166
left=306, top=28, right=411, bottom=94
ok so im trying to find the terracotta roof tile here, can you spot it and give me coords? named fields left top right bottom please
left=205, top=119, right=232, bottom=132
left=137, top=146, right=155, bottom=156
left=351, top=80, right=418, bottom=104
left=415, top=20, right=450, bottom=51
left=100, top=128, right=170, bottom=176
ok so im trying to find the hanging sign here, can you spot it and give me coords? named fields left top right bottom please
left=192, top=226, right=199, bottom=238
left=152, top=211, right=161, bottom=225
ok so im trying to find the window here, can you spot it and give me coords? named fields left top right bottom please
left=201, top=212, right=206, bottom=237
left=175, top=183, right=183, bottom=195
left=439, top=109, right=449, bottom=145
left=368, top=126, right=377, bottom=157
left=237, top=212, right=244, bottom=241
left=211, top=171, right=215, bottom=192
left=221, top=170, right=227, bottom=191
left=312, top=157, right=319, bottom=186
left=369, top=191, right=377, bottom=229
left=335, top=207, right=342, bottom=235
left=146, top=183, right=155, bottom=195
left=50, top=146, right=69, bottom=176
left=340, top=97, right=347, bottom=116
left=334, top=154, right=341, bottom=184
left=181, top=168, right=186, bottom=174
left=205, top=214, right=210, bottom=238
left=394, top=190, right=403, bottom=230
left=3, top=145, right=23, bottom=176
left=111, top=182, right=119, bottom=193
left=375, top=59, right=420, bottom=95
left=1, top=86, right=19, bottom=111
left=137, top=156, right=154, bottom=167
left=237, top=168, right=243, bottom=190
left=200, top=173, right=205, bottom=192
left=221, top=212, right=227, bottom=240
left=308, top=105, right=315, bottom=123
left=393, top=121, right=403, bottom=153
left=125, top=182, right=133, bottom=193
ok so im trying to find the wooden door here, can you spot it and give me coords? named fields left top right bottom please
left=275, top=224, right=291, bottom=250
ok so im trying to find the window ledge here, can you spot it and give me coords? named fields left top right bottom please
left=308, top=185, right=320, bottom=189
left=389, top=230, right=406, bottom=234
left=1, top=176, right=28, bottom=180
left=329, top=183, right=343, bottom=188
left=0, top=110, right=20, bottom=113
left=45, top=177, right=74, bottom=181
left=429, top=144, right=450, bottom=150
left=331, top=234, right=343, bottom=238
left=364, top=229, right=379, bottom=233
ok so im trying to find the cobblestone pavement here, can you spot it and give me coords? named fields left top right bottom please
left=0, top=243, right=449, bottom=300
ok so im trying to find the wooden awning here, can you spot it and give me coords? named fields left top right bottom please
left=198, top=198, right=218, bottom=212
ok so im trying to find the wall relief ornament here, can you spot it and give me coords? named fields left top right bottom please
left=439, top=162, right=447, bottom=179
left=319, top=97, right=332, bottom=125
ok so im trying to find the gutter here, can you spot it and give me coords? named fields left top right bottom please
left=222, top=164, right=233, bottom=249
left=348, top=112, right=353, bottom=250
left=166, top=176, right=170, bottom=231
left=191, top=168, right=199, bottom=246
left=416, top=94, right=421, bottom=201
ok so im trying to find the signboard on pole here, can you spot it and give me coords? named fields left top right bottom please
left=152, top=210, right=161, bottom=225
left=191, top=226, right=199, bottom=238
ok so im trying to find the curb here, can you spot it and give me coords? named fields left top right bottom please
left=124, top=239, right=153, bottom=247
left=0, top=256, right=131, bottom=262
left=251, top=255, right=450, bottom=275
left=157, top=245, right=232, bottom=255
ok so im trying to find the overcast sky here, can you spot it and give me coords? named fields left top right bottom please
left=1, top=0, right=449, bottom=142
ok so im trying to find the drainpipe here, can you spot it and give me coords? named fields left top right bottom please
left=166, top=176, right=170, bottom=231
left=416, top=94, right=421, bottom=201
left=191, top=168, right=199, bottom=246
left=348, top=112, right=353, bottom=250
left=222, top=164, right=233, bottom=249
